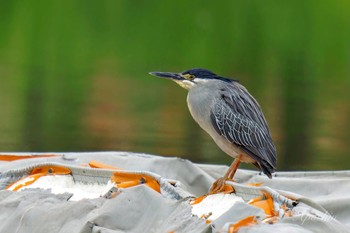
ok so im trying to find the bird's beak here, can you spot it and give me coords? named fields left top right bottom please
left=149, top=72, right=184, bottom=81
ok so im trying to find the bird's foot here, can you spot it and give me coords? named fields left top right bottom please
left=208, top=177, right=234, bottom=195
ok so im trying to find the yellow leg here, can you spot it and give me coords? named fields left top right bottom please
left=209, top=155, right=242, bottom=194
left=225, top=155, right=242, bottom=180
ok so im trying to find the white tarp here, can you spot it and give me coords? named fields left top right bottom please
left=0, top=152, right=349, bottom=233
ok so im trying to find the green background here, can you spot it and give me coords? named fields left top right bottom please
left=1, top=1, right=349, bottom=171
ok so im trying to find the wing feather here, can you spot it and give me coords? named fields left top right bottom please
left=210, top=83, right=277, bottom=174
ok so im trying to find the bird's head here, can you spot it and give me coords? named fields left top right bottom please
left=149, top=68, right=233, bottom=90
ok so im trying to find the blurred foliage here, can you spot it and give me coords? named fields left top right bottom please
left=0, top=1, right=349, bottom=170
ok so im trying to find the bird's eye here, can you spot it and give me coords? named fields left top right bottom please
left=183, top=74, right=195, bottom=80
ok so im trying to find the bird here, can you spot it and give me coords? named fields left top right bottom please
left=149, top=68, right=277, bottom=193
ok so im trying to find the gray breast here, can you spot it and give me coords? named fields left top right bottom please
left=187, top=82, right=219, bottom=134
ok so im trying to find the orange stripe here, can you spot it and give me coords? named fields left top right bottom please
left=0, top=154, right=59, bottom=161
left=6, top=165, right=71, bottom=191
left=229, top=216, right=257, bottom=233
left=191, top=195, right=207, bottom=205
left=248, top=191, right=276, bottom=217
left=88, top=160, right=121, bottom=170
left=111, top=171, right=160, bottom=193
left=30, top=165, right=71, bottom=175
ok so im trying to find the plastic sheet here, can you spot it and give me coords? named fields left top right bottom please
left=0, top=152, right=349, bottom=233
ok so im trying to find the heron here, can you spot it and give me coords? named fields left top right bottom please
left=149, top=68, right=276, bottom=193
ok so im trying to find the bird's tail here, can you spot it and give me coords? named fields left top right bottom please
left=254, top=161, right=275, bottom=179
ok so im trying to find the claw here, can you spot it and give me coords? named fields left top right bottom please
left=208, top=177, right=235, bottom=194
left=208, top=156, right=242, bottom=195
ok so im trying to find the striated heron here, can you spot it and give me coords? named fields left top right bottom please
left=149, top=68, right=277, bottom=193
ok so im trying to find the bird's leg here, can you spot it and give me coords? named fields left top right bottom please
left=209, top=155, right=242, bottom=194
left=225, top=155, right=242, bottom=180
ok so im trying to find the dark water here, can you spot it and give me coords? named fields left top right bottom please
left=0, top=1, right=349, bottom=171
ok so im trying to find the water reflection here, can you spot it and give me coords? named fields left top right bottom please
left=0, top=1, right=349, bottom=171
